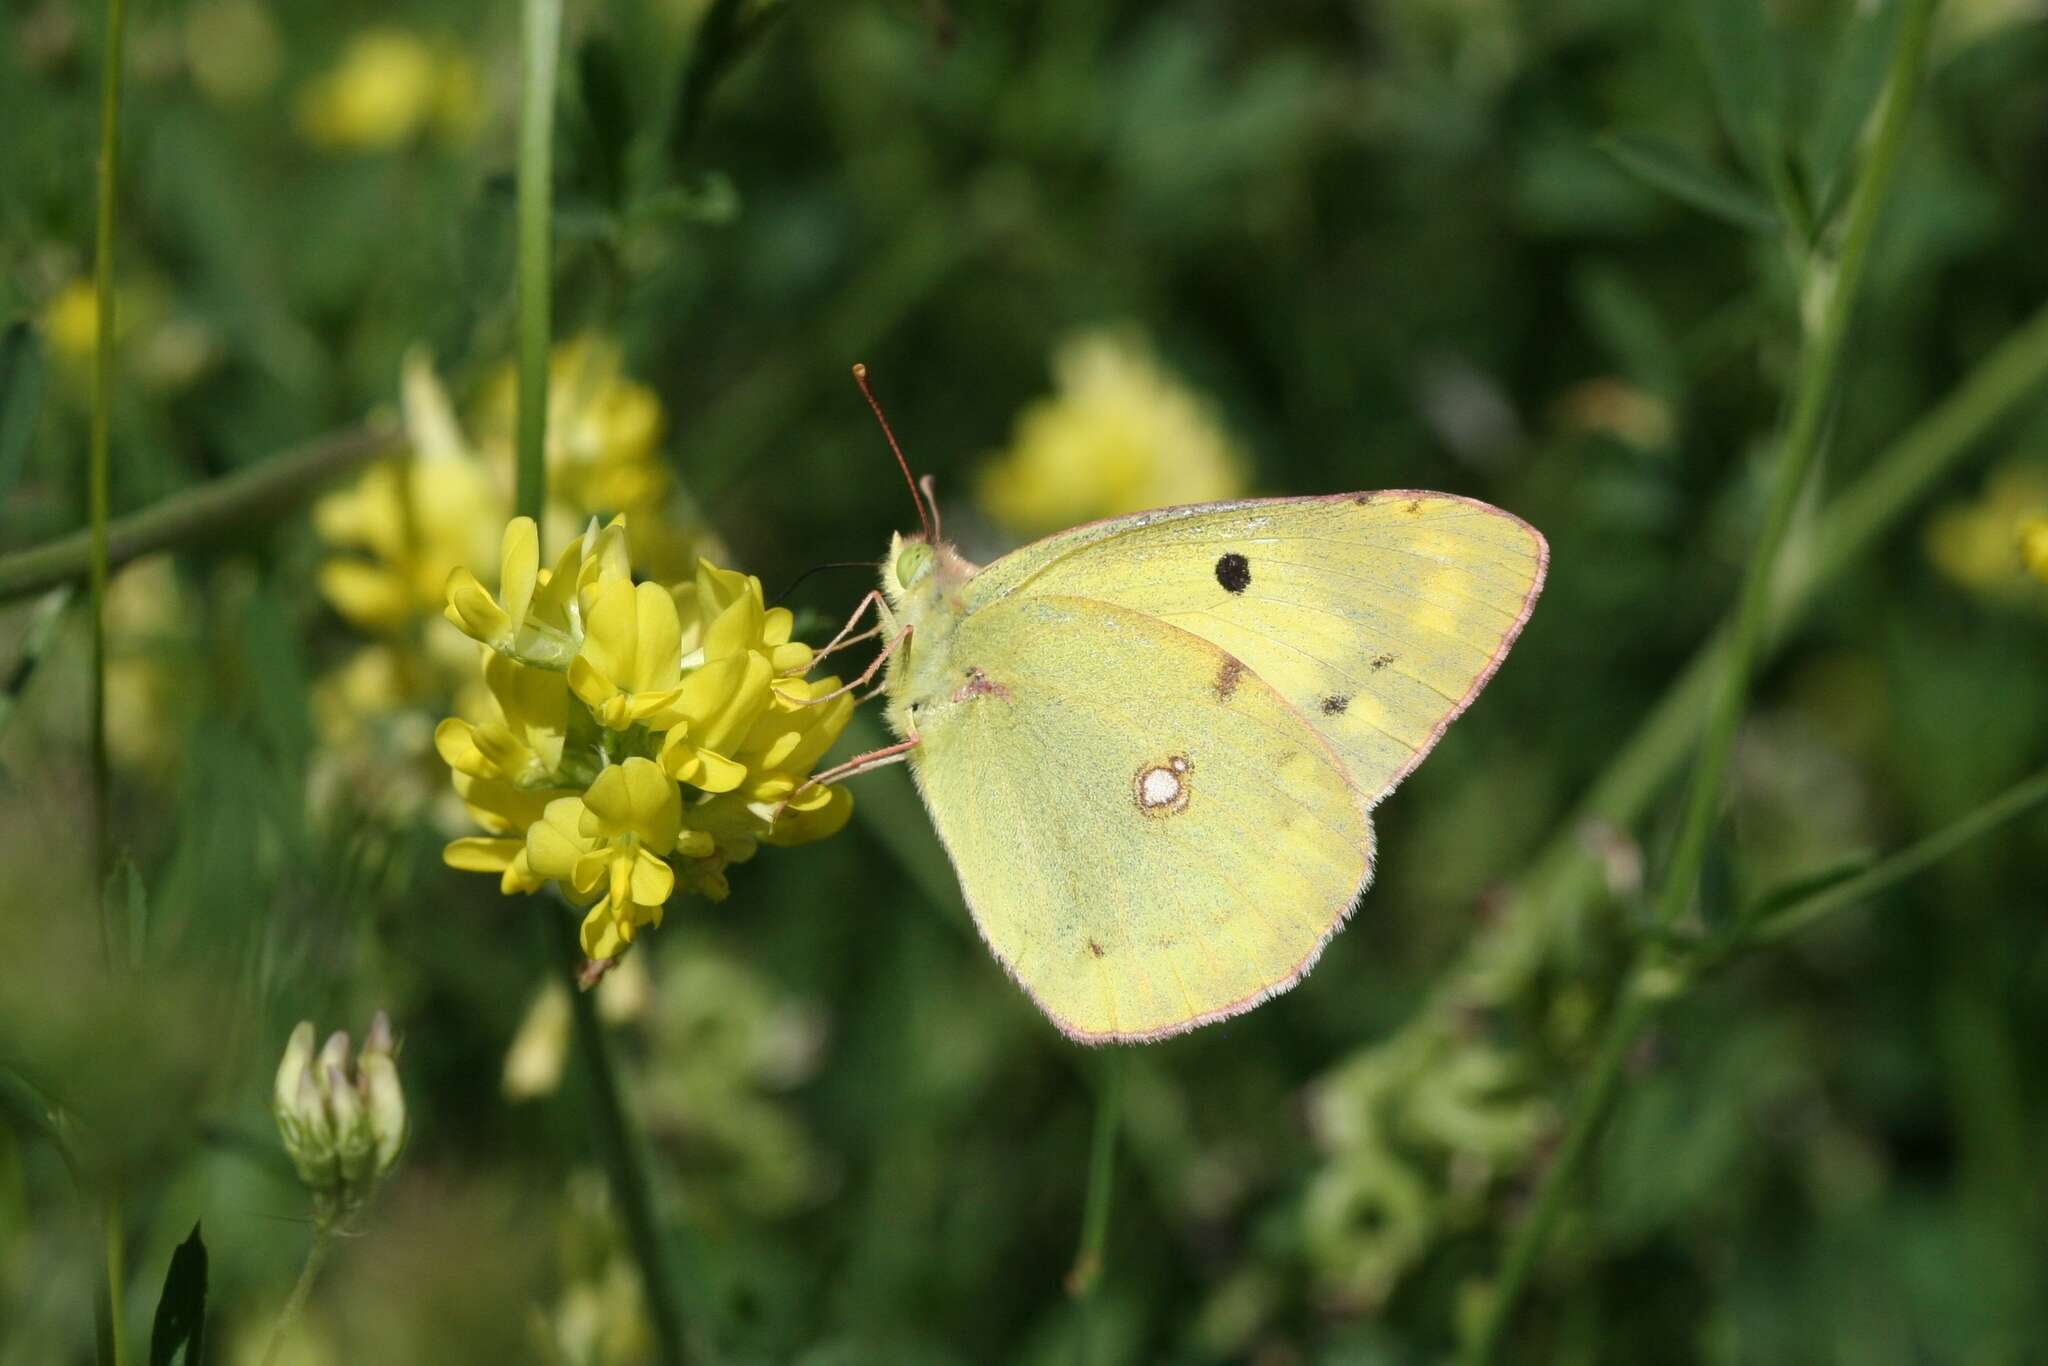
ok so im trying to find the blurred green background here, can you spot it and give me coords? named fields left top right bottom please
left=5, top=0, right=2048, bottom=1362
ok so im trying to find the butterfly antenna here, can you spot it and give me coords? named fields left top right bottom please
left=770, top=560, right=881, bottom=607
left=918, top=474, right=943, bottom=540
left=853, top=362, right=932, bottom=542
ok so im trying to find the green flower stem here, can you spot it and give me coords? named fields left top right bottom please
left=515, top=0, right=560, bottom=531
left=1066, top=1050, right=1126, bottom=1366
left=0, top=421, right=397, bottom=602
left=89, top=0, right=129, bottom=970
left=558, top=921, right=691, bottom=1366
left=1067, top=1049, right=1126, bottom=1300
left=1460, top=3, right=1937, bottom=1361
left=96, top=1189, right=126, bottom=1366
left=258, top=1217, right=333, bottom=1366
left=88, top=0, right=128, bottom=1353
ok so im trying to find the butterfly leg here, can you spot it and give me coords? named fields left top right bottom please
left=772, top=734, right=920, bottom=819
left=810, top=589, right=886, bottom=669
left=796, top=624, right=911, bottom=707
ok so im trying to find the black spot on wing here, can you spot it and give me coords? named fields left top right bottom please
left=1321, top=695, right=1349, bottom=715
left=1214, top=552, right=1251, bottom=594
left=1369, top=653, right=1396, bottom=671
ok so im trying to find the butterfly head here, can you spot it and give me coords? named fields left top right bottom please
left=881, top=530, right=975, bottom=610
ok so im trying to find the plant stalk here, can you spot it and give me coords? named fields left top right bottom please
left=516, top=0, right=561, bottom=530
left=561, top=924, right=691, bottom=1365
left=258, top=1218, right=333, bottom=1366
left=0, top=422, right=396, bottom=601
left=89, top=0, right=130, bottom=965
left=1067, top=1049, right=1126, bottom=1300
left=96, top=1189, right=126, bottom=1366
left=1460, top=2, right=1937, bottom=1359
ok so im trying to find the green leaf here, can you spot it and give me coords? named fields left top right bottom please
left=1806, top=0, right=1904, bottom=228
left=1689, top=0, right=1783, bottom=179
left=0, top=320, right=46, bottom=506
left=667, top=0, right=789, bottom=164
left=1739, top=852, right=1874, bottom=928
left=1597, top=131, right=1777, bottom=236
left=148, top=1223, right=207, bottom=1366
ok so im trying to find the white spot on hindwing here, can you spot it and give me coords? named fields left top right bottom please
left=1134, top=754, right=1192, bottom=818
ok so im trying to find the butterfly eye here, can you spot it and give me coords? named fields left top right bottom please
left=896, top=542, right=935, bottom=589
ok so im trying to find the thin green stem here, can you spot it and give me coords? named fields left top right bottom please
left=95, top=1189, right=126, bottom=1366
left=1744, top=764, right=2048, bottom=949
left=516, top=0, right=561, bottom=530
left=1465, top=982, right=1652, bottom=1361
left=89, top=0, right=129, bottom=966
left=1066, top=1049, right=1126, bottom=1300
left=0, top=421, right=396, bottom=602
left=88, top=0, right=129, bottom=1352
left=1652, top=0, right=1935, bottom=935
left=258, top=1218, right=333, bottom=1366
left=559, top=922, right=690, bottom=1365
left=1460, top=4, right=1937, bottom=1360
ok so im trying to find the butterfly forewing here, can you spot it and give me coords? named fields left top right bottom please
left=964, top=493, right=1546, bottom=804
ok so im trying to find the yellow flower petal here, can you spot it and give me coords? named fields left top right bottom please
left=444, top=836, right=522, bottom=873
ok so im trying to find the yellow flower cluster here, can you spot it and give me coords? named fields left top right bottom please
left=977, top=325, right=1249, bottom=536
left=439, top=517, right=854, bottom=962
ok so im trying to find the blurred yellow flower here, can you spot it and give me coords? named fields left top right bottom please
left=1924, top=462, right=2048, bottom=603
left=978, top=326, right=1249, bottom=536
left=2022, top=516, right=2048, bottom=584
left=502, top=959, right=650, bottom=1103
left=41, top=280, right=99, bottom=364
left=1554, top=376, right=1674, bottom=451
left=183, top=0, right=280, bottom=105
left=103, top=556, right=197, bottom=777
left=316, top=353, right=503, bottom=633
left=295, top=29, right=482, bottom=151
left=477, top=337, right=670, bottom=535
left=39, top=277, right=213, bottom=392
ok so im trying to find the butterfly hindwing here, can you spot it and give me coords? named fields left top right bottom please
left=963, top=493, right=1547, bottom=804
left=909, top=594, right=1373, bottom=1043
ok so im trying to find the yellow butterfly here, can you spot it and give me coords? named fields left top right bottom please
left=813, top=368, right=1546, bottom=1044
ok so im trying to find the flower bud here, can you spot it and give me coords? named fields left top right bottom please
left=271, top=1013, right=408, bottom=1213
left=358, top=1050, right=408, bottom=1173
left=273, top=1021, right=315, bottom=1119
